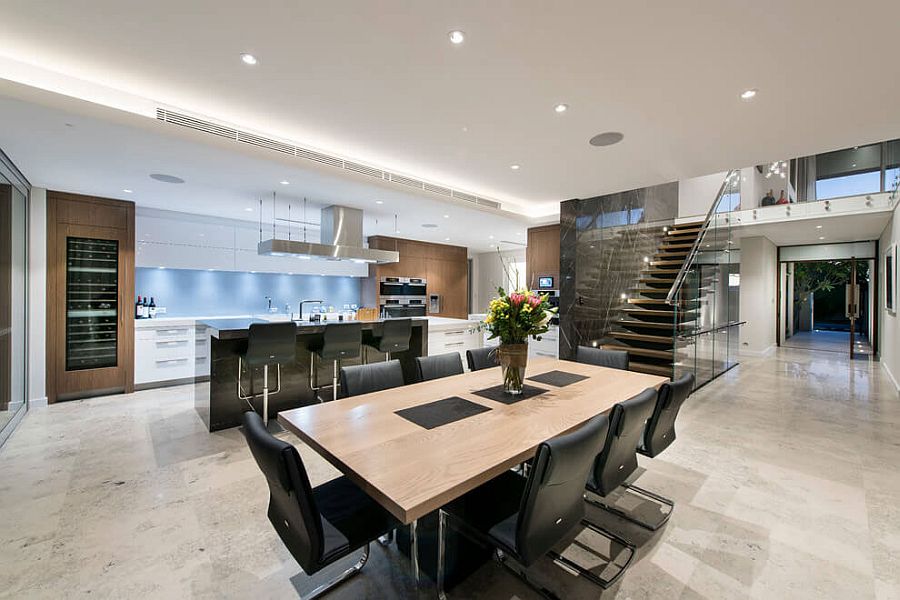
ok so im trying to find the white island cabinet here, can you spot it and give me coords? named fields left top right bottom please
left=134, top=317, right=221, bottom=387
left=426, top=317, right=483, bottom=368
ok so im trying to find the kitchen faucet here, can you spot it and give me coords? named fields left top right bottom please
left=297, top=299, right=324, bottom=322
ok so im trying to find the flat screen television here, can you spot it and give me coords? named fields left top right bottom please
left=538, top=276, right=554, bottom=289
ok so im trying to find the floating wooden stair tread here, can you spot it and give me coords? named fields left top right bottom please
left=668, top=226, right=702, bottom=235
left=649, top=260, right=684, bottom=266
left=622, top=308, right=684, bottom=317
left=626, top=298, right=673, bottom=305
left=610, top=331, right=674, bottom=344
left=638, top=276, right=676, bottom=283
left=602, top=344, right=673, bottom=360
left=629, top=362, right=674, bottom=377
left=660, top=242, right=696, bottom=249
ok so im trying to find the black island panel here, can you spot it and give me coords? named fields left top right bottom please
left=193, top=318, right=429, bottom=431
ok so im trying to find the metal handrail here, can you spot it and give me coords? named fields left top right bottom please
left=665, top=169, right=740, bottom=305
left=677, top=320, right=746, bottom=338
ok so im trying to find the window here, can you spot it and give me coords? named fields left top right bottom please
left=816, top=171, right=882, bottom=200
left=815, top=144, right=882, bottom=200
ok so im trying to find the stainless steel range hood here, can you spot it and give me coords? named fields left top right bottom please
left=257, top=205, right=399, bottom=264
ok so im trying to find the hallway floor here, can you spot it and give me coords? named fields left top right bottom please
left=1, top=348, right=898, bottom=599
left=783, top=329, right=873, bottom=356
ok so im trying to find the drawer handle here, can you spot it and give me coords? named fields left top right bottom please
left=444, top=330, right=466, bottom=336
left=445, top=341, right=465, bottom=347
left=156, top=358, right=189, bottom=364
left=157, top=340, right=187, bottom=346
left=159, top=329, right=189, bottom=335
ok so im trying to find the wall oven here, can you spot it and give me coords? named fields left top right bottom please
left=379, top=277, right=427, bottom=298
left=380, top=277, right=427, bottom=318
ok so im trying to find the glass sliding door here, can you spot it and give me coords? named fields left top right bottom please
left=0, top=154, right=28, bottom=446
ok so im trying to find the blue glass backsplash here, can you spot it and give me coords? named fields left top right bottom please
left=135, top=268, right=361, bottom=317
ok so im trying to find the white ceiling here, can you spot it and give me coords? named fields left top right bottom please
left=2, top=1, right=900, bottom=217
left=0, top=82, right=530, bottom=253
left=733, top=211, right=892, bottom=247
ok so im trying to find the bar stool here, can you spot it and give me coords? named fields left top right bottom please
left=362, top=318, right=412, bottom=364
left=309, top=322, right=362, bottom=402
left=237, top=322, right=297, bottom=428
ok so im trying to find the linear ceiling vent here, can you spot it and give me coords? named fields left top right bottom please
left=155, top=107, right=503, bottom=211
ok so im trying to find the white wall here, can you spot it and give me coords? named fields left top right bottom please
left=678, top=172, right=727, bottom=219
left=739, top=236, right=778, bottom=354
left=879, top=202, right=900, bottom=392
left=27, top=188, right=46, bottom=405
left=470, top=248, right=526, bottom=314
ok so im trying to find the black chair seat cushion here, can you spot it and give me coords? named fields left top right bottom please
left=443, top=470, right=526, bottom=559
left=313, top=475, right=400, bottom=563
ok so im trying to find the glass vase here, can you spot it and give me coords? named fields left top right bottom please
left=498, top=343, right=528, bottom=395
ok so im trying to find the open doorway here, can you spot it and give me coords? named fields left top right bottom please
left=781, top=258, right=873, bottom=356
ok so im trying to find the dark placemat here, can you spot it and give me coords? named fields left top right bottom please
left=527, top=370, right=589, bottom=388
left=395, top=396, right=492, bottom=430
left=472, top=383, right=549, bottom=405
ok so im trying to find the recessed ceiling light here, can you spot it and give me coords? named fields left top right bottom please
left=444, top=237, right=450, bottom=241
left=375, top=200, right=384, bottom=205
left=510, top=164, right=521, bottom=170
left=740, top=88, right=757, bottom=100
left=818, top=236, right=826, bottom=240
left=554, top=103, right=568, bottom=113
left=816, top=225, right=823, bottom=229
left=240, top=53, right=258, bottom=65
left=489, top=235, right=494, bottom=239
left=443, top=214, right=450, bottom=219
left=489, top=244, right=495, bottom=248
left=150, top=173, right=185, bottom=184
left=448, top=30, right=465, bottom=44
left=122, top=189, right=133, bottom=194
left=589, top=132, right=624, bottom=147
left=280, top=180, right=290, bottom=185
left=244, top=207, right=254, bottom=212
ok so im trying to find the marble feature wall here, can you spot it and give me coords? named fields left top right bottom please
left=559, top=182, right=678, bottom=359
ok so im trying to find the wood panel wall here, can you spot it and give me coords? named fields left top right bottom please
left=365, top=236, right=469, bottom=319
left=526, top=224, right=561, bottom=290
left=47, top=191, right=135, bottom=403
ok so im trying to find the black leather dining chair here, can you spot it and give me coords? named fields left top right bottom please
left=584, top=387, right=673, bottom=535
left=415, top=352, right=464, bottom=382
left=339, top=360, right=405, bottom=398
left=639, top=373, right=694, bottom=458
left=613, top=372, right=695, bottom=530
left=436, top=413, right=610, bottom=598
left=576, top=345, right=629, bottom=371
left=243, top=411, right=400, bottom=600
left=466, top=346, right=499, bottom=371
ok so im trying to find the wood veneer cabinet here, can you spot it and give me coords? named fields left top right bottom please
left=47, top=191, right=135, bottom=403
left=365, top=236, right=469, bottom=318
left=526, top=224, right=561, bottom=290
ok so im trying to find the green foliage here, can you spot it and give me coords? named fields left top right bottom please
left=484, top=287, right=556, bottom=345
left=793, top=260, right=869, bottom=307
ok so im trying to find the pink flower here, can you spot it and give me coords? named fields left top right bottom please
left=527, top=295, right=541, bottom=307
left=509, top=293, right=524, bottom=305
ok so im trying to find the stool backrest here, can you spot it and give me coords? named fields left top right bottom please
left=246, top=322, right=298, bottom=367
left=319, top=322, right=362, bottom=360
left=376, top=318, right=412, bottom=353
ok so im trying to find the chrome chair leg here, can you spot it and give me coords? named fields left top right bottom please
left=437, top=510, right=447, bottom=600
left=494, top=549, right=562, bottom=600
left=300, top=543, right=370, bottom=600
left=332, top=359, right=340, bottom=402
left=584, top=483, right=674, bottom=531
left=262, top=364, right=269, bottom=426
left=547, top=518, right=635, bottom=590
left=377, top=529, right=394, bottom=546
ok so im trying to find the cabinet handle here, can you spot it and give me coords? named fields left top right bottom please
left=156, top=358, right=189, bottom=364
left=159, top=329, right=189, bottom=335
left=444, top=330, right=465, bottom=336
left=445, top=341, right=465, bottom=347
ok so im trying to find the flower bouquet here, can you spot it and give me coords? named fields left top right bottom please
left=484, top=288, right=556, bottom=394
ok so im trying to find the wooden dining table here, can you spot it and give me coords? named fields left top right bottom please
left=278, top=356, right=668, bottom=589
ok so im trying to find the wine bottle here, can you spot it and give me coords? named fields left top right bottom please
left=149, top=297, right=157, bottom=319
left=142, top=297, right=149, bottom=319
left=135, top=295, right=143, bottom=319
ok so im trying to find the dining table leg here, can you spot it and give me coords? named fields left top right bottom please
left=410, top=519, right=420, bottom=589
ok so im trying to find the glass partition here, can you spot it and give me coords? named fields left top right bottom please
left=671, top=171, right=743, bottom=389
left=0, top=157, right=28, bottom=445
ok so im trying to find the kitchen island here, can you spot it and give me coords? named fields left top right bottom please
left=194, top=317, right=429, bottom=431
